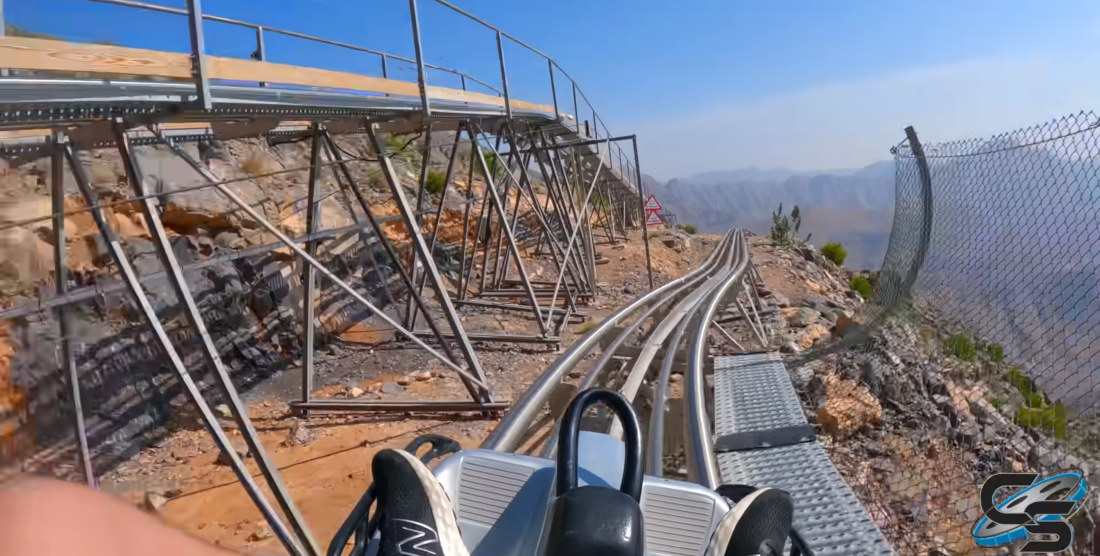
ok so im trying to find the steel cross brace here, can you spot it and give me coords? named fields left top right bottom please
left=66, top=137, right=311, bottom=556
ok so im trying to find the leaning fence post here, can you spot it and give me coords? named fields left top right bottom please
left=902, top=126, right=934, bottom=294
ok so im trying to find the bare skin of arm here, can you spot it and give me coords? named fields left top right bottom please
left=0, top=476, right=235, bottom=555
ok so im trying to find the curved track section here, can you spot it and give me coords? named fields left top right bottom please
left=483, top=229, right=895, bottom=555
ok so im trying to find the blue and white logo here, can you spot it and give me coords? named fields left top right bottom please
left=972, top=471, right=1088, bottom=553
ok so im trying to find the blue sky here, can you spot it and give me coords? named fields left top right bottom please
left=9, top=0, right=1100, bottom=179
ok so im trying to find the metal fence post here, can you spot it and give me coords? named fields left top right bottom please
left=496, top=31, right=512, bottom=119
left=548, top=59, right=559, bottom=120
left=185, top=0, right=212, bottom=109
left=253, top=25, right=266, bottom=87
left=572, top=82, right=580, bottom=134
left=632, top=135, right=654, bottom=289
left=380, top=53, right=389, bottom=78
left=902, top=126, right=934, bottom=293
left=408, top=0, right=431, bottom=116
left=0, top=0, right=7, bottom=77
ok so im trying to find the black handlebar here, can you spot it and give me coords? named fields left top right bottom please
left=554, top=388, right=644, bottom=501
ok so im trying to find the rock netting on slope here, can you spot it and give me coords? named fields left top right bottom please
left=750, top=238, right=1099, bottom=556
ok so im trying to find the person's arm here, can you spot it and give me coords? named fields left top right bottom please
left=0, top=476, right=235, bottom=555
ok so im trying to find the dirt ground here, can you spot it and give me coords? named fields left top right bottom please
left=97, top=227, right=716, bottom=554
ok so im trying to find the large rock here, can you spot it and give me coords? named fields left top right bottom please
left=816, top=373, right=882, bottom=438
left=799, top=324, right=830, bottom=349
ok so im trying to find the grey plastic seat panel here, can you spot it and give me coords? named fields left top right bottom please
left=714, top=354, right=894, bottom=556
left=433, top=434, right=730, bottom=556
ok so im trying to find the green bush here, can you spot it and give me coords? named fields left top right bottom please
left=986, top=343, right=1005, bottom=363
left=1007, top=366, right=1032, bottom=397
left=425, top=170, right=447, bottom=196
left=988, top=397, right=1007, bottom=411
left=821, top=242, right=847, bottom=266
left=946, top=333, right=976, bottom=362
left=481, top=151, right=499, bottom=176
left=681, top=224, right=697, bottom=234
left=577, top=319, right=599, bottom=333
left=1016, top=402, right=1068, bottom=439
left=849, top=275, right=872, bottom=298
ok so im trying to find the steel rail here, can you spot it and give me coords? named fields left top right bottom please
left=481, top=230, right=735, bottom=453
left=606, top=234, right=740, bottom=441
left=684, top=230, right=750, bottom=489
left=536, top=233, right=735, bottom=458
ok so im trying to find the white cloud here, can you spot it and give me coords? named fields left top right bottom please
left=631, top=51, right=1100, bottom=180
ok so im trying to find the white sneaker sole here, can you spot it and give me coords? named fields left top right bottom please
left=391, top=449, right=471, bottom=556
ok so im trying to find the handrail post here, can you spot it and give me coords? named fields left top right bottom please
left=548, top=58, right=559, bottom=121
left=380, top=53, right=389, bottom=78
left=185, top=0, right=212, bottom=110
left=408, top=0, right=432, bottom=116
left=572, top=82, right=580, bottom=134
left=461, top=74, right=468, bottom=91
left=632, top=135, right=653, bottom=289
left=496, top=30, right=512, bottom=119
left=0, top=0, right=7, bottom=77
left=253, top=25, right=266, bottom=87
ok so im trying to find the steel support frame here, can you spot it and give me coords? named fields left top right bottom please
left=49, top=134, right=95, bottom=488
left=65, top=139, right=310, bottom=556
left=470, top=124, right=549, bottom=336
left=320, top=130, right=461, bottom=375
left=365, top=125, right=493, bottom=401
left=114, top=119, right=322, bottom=555
left=160, top=133, right=494, bottom=396
left=300, top=123, right=323, bottom=406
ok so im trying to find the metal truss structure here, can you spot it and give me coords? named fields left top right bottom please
left=0, top=1, right=654, bottom=554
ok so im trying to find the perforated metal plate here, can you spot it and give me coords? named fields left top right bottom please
left=714, top=352, right=807, bottom=436
left=714, top=355, right=894, bottom=555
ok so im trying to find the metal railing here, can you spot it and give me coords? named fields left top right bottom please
left=62, top=0, right=640, bottom=193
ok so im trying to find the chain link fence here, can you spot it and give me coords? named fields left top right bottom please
left=792, top=112, right=1100, bottom=555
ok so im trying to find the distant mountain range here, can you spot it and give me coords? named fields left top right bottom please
left=647, top=161, right=896, bottom=269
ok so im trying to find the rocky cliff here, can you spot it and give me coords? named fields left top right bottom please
left=751, top=236, right=1099, bottom=555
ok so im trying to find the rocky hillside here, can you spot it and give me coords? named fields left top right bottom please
left=750, top=237, right=1100, bottom=556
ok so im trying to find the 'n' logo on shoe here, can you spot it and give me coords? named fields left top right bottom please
left=392, top=519, right=443, bottom=556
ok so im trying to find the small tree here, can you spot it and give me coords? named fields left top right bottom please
left=790, top=205, right=802, bottom=235
left=771, top=203, right=792, bottom=246
left=821, top=242, right=847, bottom=266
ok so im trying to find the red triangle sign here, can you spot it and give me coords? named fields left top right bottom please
left=645, top=210, right=664, bottom=227
left=643, top=194, right=662, bottom=211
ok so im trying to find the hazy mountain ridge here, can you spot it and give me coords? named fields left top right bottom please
left=647, top=161, right=895, bottom=269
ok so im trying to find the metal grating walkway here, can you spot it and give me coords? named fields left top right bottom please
left=713, top=353, right=894, bottom=555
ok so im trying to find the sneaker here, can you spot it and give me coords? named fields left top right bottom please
left=372, top=449, right=470, bottom=556
left=707, top=485, right=811, bottom=556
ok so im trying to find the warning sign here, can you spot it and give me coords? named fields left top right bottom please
left=645, top=210, right=664, bottom=227
left=643, top=194, right=662, bottom=211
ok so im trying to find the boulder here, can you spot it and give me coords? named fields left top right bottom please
left=285, top=420, right=313, bottom=446
left=799, top=324, right=830, bottom=349
left=816, top=373, right=882, bottom=438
